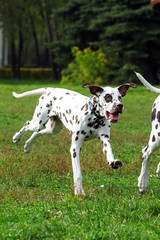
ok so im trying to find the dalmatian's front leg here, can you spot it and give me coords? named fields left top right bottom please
left=99, top=131, right=122, bottom=169
left=70, top=134, right=85, bottom=195
left=138, top=146, right=150, bottom=193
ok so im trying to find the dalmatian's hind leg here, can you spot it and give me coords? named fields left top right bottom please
left=13, top=93, right=51, bottom=143
left=13, top=120, right=31, bottom=143
left=156, top=162, right=160, bottom=178
left=138, top=126, right=160, bottom=193
left=24, top=116, right=62, bottom=153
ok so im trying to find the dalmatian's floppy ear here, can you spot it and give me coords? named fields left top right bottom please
left=118, top=82, right=136, bottom=97
left=82, top=82, right=104, bottom=95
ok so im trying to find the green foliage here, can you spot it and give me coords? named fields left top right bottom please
left=1, top=0, right=160, bottom=82
left=61, top=46, right=109, bottom=84
left=0, top=68, right=52, bottom=79
left=0, top=68, right=11, bottom=79
left=51, top=0, right=160, bottom=84
left=20, top=68, right=52, bottom=80
left=90, top=0, right=160, bottom=83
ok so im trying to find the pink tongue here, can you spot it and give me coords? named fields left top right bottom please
left=106, top=112, right=119, bottom=122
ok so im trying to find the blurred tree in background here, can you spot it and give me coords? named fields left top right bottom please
left=0, top=0, right=65, bottom=79
left=51, top=0, right=160, bottom=84
left=0, top=0, right=160, bottom=83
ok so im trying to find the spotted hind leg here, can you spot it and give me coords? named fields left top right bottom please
left=156, top=162, right=160, bottom=178
left=24, top=116, right=62, bottom=152
left=138, top=122, right=160, bottom=193
left=13, top=121, right=30, bottom=143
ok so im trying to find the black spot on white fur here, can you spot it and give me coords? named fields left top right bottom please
left=152, top=135, right=156, bottom=142
left=152, top=108, right=156, bottom=121
left=157, top=111, right=160, bottom=122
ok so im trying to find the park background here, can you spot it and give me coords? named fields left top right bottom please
left=0, top=0, right=160, bottom=84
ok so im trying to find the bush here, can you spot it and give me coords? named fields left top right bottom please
left=0, top=68, right=12, bottom=78
left=20, top=68, right=52, bottom=79
left=0, top=68, right=52, bottom=79
left=61, top=47, right=109, bottom=85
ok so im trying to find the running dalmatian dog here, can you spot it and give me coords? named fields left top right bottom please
left=135, top=72, right=160, bottom=193
left=13, top=82, right=136, bottom=195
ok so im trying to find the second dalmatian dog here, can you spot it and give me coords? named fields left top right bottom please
left=13, top=82, right=136, bottom=195
left=135, top=72, right=160, bottom=193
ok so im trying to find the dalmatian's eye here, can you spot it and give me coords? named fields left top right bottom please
left=118, top=96, right=122, bottom=102
left=104, top=94, right=112, bottom=103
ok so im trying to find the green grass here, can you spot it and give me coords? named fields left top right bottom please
left=0, top=79, right=160, bottom=239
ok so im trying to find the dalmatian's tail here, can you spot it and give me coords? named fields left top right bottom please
left=12, top=88, right=47, bottom=98
left=135, top=72, right=160, bottom=94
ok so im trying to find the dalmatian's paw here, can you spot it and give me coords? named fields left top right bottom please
left=111, top=160, right=122, bottom=169
left=138, top=183, right=147, bottom=194
left=24, top=143, right=31, bottom=153
left=138, top=175, right=148, bottom=193
left=156, top=163, right=160, bottom=178
left=13, top=133, right=21, bottom=143
left=74, top=184, right=85, bottom=196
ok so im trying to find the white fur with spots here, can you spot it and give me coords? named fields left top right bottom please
left=12, top=82, right=136, bottom=195
left=135, top=72, right=160, bottom=193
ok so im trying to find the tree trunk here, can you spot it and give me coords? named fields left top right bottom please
left=10, top=32, right=18, bottom=78
left=53, top=19, right=60, bottom=41
left=17, top=22, right=24, bottom=78
left=41, top=0, right=59, bottom=79
left=148, top=66, right=159, bottom=84
left=30, top=14, right=41, bottom=67
left=146, top=42, right=159, bottom=84
left=42, top=43, right=50, bottom=67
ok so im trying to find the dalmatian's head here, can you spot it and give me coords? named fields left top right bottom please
left=82, top=82, right=136, bottom=123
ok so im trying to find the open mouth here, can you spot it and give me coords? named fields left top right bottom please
left=106, top=111, right=120, bottom=123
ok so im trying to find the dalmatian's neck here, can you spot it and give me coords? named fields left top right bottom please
left=89, top=95, right=104, bottom=120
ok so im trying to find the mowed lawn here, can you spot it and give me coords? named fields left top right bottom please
left=0, top=79, right=160, bottom=239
